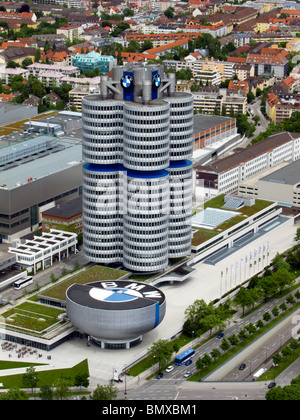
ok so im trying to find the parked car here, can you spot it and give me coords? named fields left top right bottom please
left=156, top=372, right=164, bottom=379
left=239, top=363, right=246, bottom=370
left=185, top=359, right=192, bottom=366
left=184, top=371, right=192, bottom=378
left=165, top=366, right=174, bottom=373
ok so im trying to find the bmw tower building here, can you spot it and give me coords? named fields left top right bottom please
left=82, top=65, right=194, bottom=272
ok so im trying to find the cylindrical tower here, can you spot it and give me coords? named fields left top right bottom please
left=123, top=170, right=170, bottom=272
left=168, top=160, right=193, bottom=258
left=82, top=163, right=124, bottom=263
left=123, top=101, right=170, bottom=171
left=81, top=65, right=194, bottom=272
left=82, top=96, right=123, bottom=164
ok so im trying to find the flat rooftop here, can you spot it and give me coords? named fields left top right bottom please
left=0, top=143, right=82, bottom=190
left=42, top=196, right=82, bottom=218
left=194, top=132, right=300, bottom=174
left=193, top=114, right=235, bottom=134
left=260, top=159, right=300, bottom=186
left=239, top=161, right=291, bottom=187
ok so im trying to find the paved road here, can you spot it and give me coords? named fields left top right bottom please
left=248, top=98, right=269, bottom=136
left=118, top=290, right=300, bottom=400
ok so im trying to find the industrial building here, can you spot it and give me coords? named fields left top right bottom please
left=194, top=131, right=300, bottom=200
left=239, top=160, right=300, bottom=209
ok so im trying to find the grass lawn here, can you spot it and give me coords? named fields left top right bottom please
left=40, top=264, right=129, bottom=301
left=0, top=359, right=89, bottom=389
left=0, top=361, right=46, bottom=370
left=2, top=302, right=65, bottom=332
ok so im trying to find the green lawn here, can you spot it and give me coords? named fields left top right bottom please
left=40, top=265, right=129, bottom=301
left=0, top=359, right=89, bottom=389
left=0, top=361, right=45, bottom=370
left=2, top=302, right=65, bottom=332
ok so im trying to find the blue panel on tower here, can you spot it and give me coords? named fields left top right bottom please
left=121, top=71, right=134, bottom=101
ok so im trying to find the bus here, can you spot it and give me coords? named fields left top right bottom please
left=174, top=349, right=195, bottom=366
left=13, top=276, right=33, bottom=290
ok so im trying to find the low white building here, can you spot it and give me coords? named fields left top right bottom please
left=8, top=229, right=77, bottom=274
left=194, top=131, right=300, bottom=201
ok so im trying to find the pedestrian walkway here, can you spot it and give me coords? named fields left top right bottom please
left=0, top=218, right=298, bottom=391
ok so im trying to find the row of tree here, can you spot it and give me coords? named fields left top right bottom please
left=195, top=288, right=300, bottom=373
left=0, top=366, right=118, bottom=400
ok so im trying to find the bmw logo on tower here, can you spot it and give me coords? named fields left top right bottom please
left=121, top=74, right=134, bottom=89
left=153, top=73, right=161, bottom=88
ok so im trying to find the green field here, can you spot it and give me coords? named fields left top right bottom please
left=40, top=264, right=129, bottom=301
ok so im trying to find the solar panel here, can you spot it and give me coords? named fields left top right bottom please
left=223, top=198, right=244, bottom=210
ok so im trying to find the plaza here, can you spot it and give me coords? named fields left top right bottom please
left=0, top=213, right=297, bottom=388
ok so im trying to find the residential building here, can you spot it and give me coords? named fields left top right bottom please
left=57, top=25, right=83, bottom=43
left=246, top=53, right=289, bottom=78
left=69, top=84, right=99, bottom=111
left=192, top=90, right=247, bottom=116
left=125, top=32, right=201, bottom=48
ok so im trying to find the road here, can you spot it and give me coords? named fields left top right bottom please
left=0, top=250, right=89, bottom=302
left=119, top=287, right=300, bottom=400
left=248, top=98, right=269, bottom=135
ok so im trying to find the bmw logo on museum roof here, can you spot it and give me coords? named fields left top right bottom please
left=66, top=280, right=166, bottom=343
left=121, top=74, right=134, bottom=90
left=153, top=73, right=161, bottom=89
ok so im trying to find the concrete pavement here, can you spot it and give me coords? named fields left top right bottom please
left=0, top=217, right=298, bottom=390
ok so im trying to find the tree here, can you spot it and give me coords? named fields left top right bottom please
left=272, top=268, right=294, bottom=293
left=233, top=287, right=254, bottom=315
left=0, top=387, right=29, bottom=400
left=74, top=373, right=89, bottom=391
left=39, top=385, right=54, bottom=400
left=210, top=348, right=221, bottom=360
left=34, top=48, right=41, bottom=63
left=164, top=7, right=174, bottom=19
left=294, top=227, right=300, bottom=244
left=91, top=382, right=118, bottom=400
left=53, top=376, right=71, bottom=400
left=140, top=40, right=153, bottom=53
left=22, top=367, right=39, bottom=395
left=199, top=313, right=225, bottom=336
left=147, top=339, right=173, bottom=371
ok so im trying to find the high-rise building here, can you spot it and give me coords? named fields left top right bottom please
left=82, top=65, right=194, bottom=272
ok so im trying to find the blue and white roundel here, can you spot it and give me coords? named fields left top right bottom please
left=89, top=287, right=142, bottom=303
left=153, top=74, right=161, bottom=88
left=121, top=75, right=134, bottom=90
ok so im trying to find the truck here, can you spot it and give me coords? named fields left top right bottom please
left=253, top=368, right=266, bottom=380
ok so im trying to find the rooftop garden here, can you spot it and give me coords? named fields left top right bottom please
left=38, top=264, right=129, bottom=302
left=192, top=194, right=274, bottom=247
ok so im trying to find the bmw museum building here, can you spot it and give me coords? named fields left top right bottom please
left=66, top=280, right=166, bottom=349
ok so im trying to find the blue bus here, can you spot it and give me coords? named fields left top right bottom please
left=174, top=349, right=195, bottom=366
